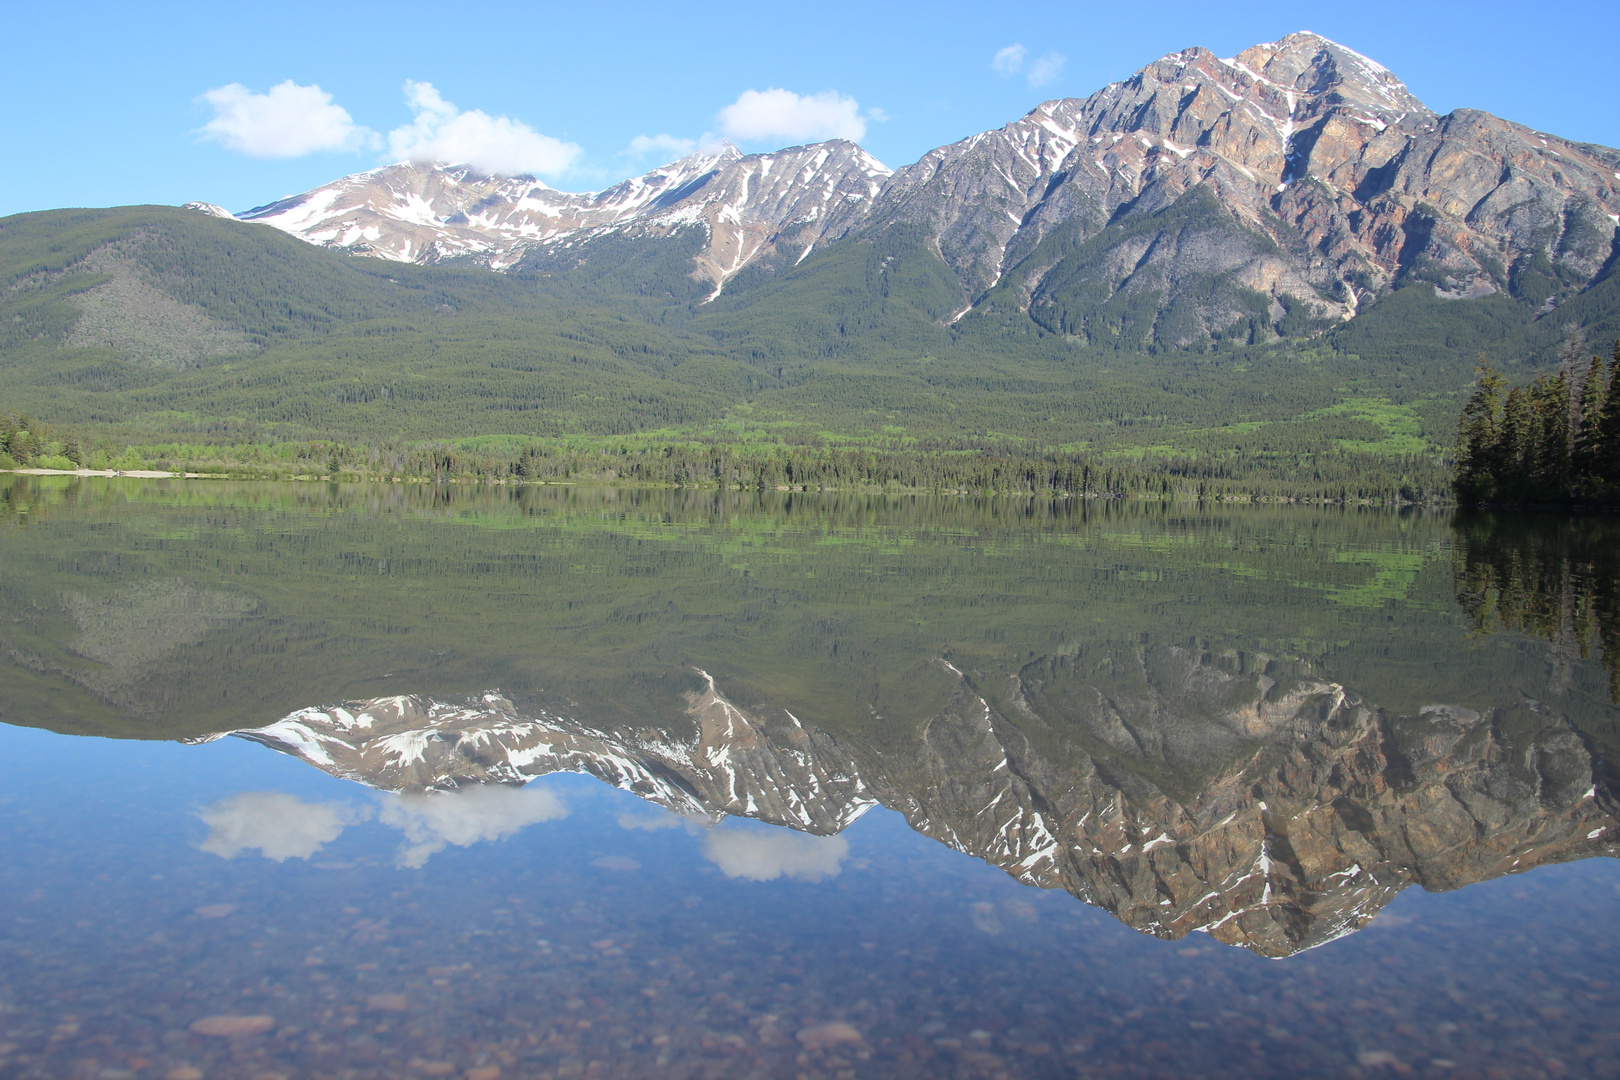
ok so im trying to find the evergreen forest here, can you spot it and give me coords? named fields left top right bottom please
left=1454, top=346, right=1620, bottom=505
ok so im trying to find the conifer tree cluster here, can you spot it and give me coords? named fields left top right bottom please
left=1455, top=342, right=1620, bottom=504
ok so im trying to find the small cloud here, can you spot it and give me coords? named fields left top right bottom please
left=378, top=783, right=567, bottom=868
left=992, top=44, right=1028, bottom=76
left=387, top=81, right=581, bottom=176
left=198, top=81, right=376, bottom=158
left=717, top=88, right=870, bottom=144
left=703, top=824, right=849, bottom=882
left=991, top=45, right=1065, bottom=89
left=617, top=809, right=688, bottom=831
left=627, top=133, right=698, bottom=159
left=1028, top=52, right=1067, bottom=89
left=197, top=791, right=367, bottom=862
left=866, top=106, right=891, bottom=123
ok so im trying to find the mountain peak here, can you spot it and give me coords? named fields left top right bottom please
left=1222, top=31, right=1428, bottom=120
left=182, top=202, right=236, bottom=220
left=668, top=141, right=743, bottom=167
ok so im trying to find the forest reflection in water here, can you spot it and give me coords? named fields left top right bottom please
left=1453, top=511, right=1620, bottom=703
left=0, top=477, right=1617, bottom=1079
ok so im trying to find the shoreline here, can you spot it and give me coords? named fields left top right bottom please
left=6, top=468, right=205, bottom=479
left=0, top=468, right=1451, bottom=506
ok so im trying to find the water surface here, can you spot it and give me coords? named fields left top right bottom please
left=1, top=478, right=1616, bottom=1079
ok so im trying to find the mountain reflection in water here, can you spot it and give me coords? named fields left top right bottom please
left=198, top=644, right=1618, bottom=957
left=2, top=478, right=1619, bottom=1079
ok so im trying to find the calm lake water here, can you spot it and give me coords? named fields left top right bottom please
left=1, top=476, right=1617, bottom=1080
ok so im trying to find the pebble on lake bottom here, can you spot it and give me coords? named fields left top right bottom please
left=796, top=1021, right=864, bottom=1051
left=188, top=1016, right=275, bottom=1037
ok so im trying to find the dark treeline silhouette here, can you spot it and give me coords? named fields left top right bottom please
left=498, top=442, right=1442, bottom=503
left=1455, top=342, right=1620, bottom=504
left=1453, top=512, right=1620, bottom=704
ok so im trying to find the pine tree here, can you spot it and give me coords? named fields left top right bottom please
left=1530, top=371, right=1571, bottom=498
left=1596, top=340, right=1620, bottom=492
left=1572, top=353, right=1608, bottom=493
left=1455, top=363, right=1505, bottom=500
left=1498, top=385, right=1535, bottom=500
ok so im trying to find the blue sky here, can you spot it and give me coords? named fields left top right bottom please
left=4, top=0, right=1616, bottom=217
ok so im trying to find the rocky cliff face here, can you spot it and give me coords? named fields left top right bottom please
left=197, top=647, right=1619, bottom=958
left=206, top=33, right=1620, bottom=343
left=844, top=33, right=1620, bottom=343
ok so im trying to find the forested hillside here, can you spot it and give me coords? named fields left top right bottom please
left=2, top=202, right=1618, bottom=500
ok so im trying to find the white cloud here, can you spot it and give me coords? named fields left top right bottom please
left=991, top=45, right=1066, bottom=89
left=378, top=783, right=567, bottom=868
left=992, top=44, right=1028, bottom=76
left=627, top=133, right=699, bottom=159
left=1028, top=53, right=1068, bottom=89
left=387, top=81, right=582, bottom=177
left=703, top=824, right=849, bottom=882
left=196, top=791, right=367, bottom=862
left=198, top=81, right=375, bottom=158
left=716, top=88, right=869, bottom=144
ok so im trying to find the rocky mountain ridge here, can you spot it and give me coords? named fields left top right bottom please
left=194, top=649, right=1619, bottom=958
left=208, top=140, right=889, bottom=297
left=198, top=32, right=1620, bottom=344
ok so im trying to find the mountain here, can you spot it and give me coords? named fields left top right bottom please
left=225, top=141, right=890, bottom=297
left=8, top=34, right=1620, bottom=472
left=218, top=32, right=1620, bottom=348
left=194, top=650, right=1620, bottom=958
left=848, top=33, right=1620, bottom=345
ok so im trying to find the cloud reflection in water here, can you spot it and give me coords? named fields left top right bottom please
left=378, top=784, right=569, bottom=868
left=196, top=791, right=368, bottom=862
left=196, top=783, right=568, bottom=868
left=703, top=823, right=849, bottom=882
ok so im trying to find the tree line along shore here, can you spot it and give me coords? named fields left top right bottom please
left=0, top=411, right=1447, bottom=503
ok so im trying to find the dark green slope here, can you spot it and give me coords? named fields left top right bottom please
left=3, top=203, right=1619, bottom=488
left=0, top=207, right=775, bottom=440
left=696, top=224, right=963, bottom=361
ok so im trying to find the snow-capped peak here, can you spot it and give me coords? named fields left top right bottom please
left=181, top=202, right=237, bottom=220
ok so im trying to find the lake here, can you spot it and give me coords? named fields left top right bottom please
left=1, top=476, right=1616, bottom=1080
